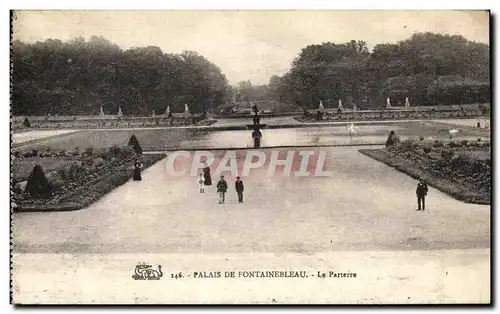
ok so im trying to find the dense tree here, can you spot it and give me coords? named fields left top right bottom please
left=12, top=37, right=230, bottom=116
left=273, top=33, right=489, bottom=109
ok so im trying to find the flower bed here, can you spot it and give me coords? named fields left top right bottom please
left=12, top=146, right=166, bottom=212
left=359, top=139, right=490, bottom=205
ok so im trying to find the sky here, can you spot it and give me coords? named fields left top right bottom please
left=12, top=10, right=490, bottom=85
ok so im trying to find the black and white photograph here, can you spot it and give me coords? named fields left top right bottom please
left=9, top=9, right=491, bottom=304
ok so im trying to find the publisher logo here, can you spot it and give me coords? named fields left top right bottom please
left=132, top=263, right=163, bottom=280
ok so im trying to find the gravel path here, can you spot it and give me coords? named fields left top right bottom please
left=12, top=146, right=490, bottom=254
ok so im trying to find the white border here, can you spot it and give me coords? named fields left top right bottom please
left=2, top=0, right=497, bottom=312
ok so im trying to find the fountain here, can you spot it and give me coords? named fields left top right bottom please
left=251, top=116, right=263, bottom=148
left=352, top=103, right=357, bottom=111
left=99, top=105, right=105, bottom=118
left=247, top=104, right=265, bottom=148
left=117, top=106, right=123, bottom=117
left=386, top=97, right=392, bottom=109
left=184, top=104, right=190, bottom=118
left=165, top=105, right=171, bottom=117
left=152, top=110, right=156, bottom=118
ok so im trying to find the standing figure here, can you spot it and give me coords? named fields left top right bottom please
left=217, top=175, right=228, bottom=204
left=203, top=162, right=212, bottom=187
left=416, top=178, right=428, bottom=211
left=252, top=128, right=262, bottom=148
left=235, top=176, right=244, bottom=204
left=198, top=173, right=205, bottom=193
left=133, top=160, right=143, bottom=181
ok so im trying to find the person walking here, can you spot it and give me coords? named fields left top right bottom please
left=416, top=178, right=428, bottom=211
left=217, top=175, right=228, bottom=204
left=198, top=173, right=205, bottom=194
left=235, top=176, right=244, bottom=203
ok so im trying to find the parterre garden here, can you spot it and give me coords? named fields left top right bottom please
left=360, top=137, right=491, bottom=204
left=11, top=136, right=166, bottom=212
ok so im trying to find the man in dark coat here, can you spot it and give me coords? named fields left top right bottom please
left=217, top=175, right=228, bottom=204
left=203, top=163, right=212, bottom=186
left=416, top=178, right=429, bottom=211
left=235, top=176, right=244, bottom=203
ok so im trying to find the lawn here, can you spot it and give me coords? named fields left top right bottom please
left=12, top=128, right=211, bottom=152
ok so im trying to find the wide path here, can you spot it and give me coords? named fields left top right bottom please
left=12, top=146, right=489, bottom=254
left=11, top=146, right=490, bottom=304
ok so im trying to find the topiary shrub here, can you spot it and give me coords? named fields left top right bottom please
left=25, top=165, right=53, bottom=198
left=423, top=147, right=432, bottom=154
left=23, top=117, right=31, bottom=128
left=127, top=135, right=143, bottom=154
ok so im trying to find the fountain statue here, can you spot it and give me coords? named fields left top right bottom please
left=386, top=97, right=392, bottom=109
left=99, top=105, right=105, bottom=117
left=405, top=97, right=410, bottom=108
left=184, top=104, right=190, bottom=118
left=352, top=103, right=357, bottom=111
left=152, top=110, right=156, bottom=118
left=247, top=104, right=266, bottom=148
left=117, top=106, right=123, bottom=117
left=165, top=105, right=171, bottom=116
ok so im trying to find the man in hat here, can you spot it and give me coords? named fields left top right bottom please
left=217, top=175, right=228, bottom=204
left=416, top=178, right=429, bottom=211
left=235, top=176, right=244, bottom=204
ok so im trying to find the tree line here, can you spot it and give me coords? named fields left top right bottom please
left=12, top=32, right=490, bottom=116
left=12, top=36, right=230, bottom=116
left=237, top=32, right=490, bottom=109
